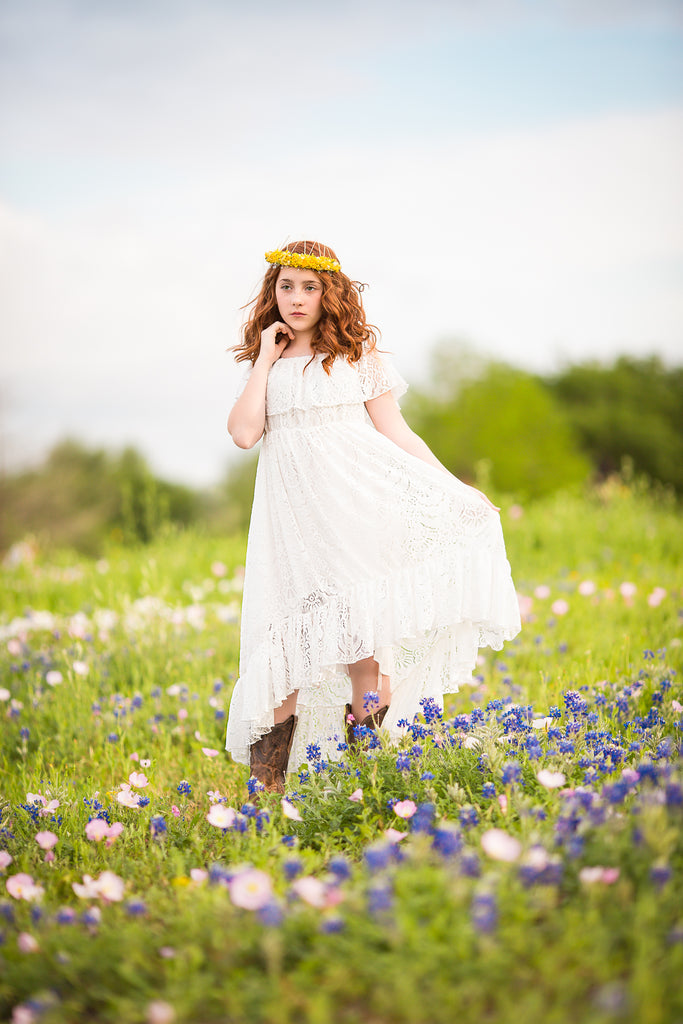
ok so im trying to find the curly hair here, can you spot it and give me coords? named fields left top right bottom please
left=232, top=240, right=379, bottom=373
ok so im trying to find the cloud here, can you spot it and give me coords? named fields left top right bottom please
left=2, top=105, right=681, bottom=482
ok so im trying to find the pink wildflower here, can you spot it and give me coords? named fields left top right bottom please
left=17, top=932, right=39, bottom=953
left=7, top=874, right=44, bottom=901
left=35, top=831, right=58, bottom=851
left=393, top=800, right=417, bottom=819
left=229, top=869, right=273, bottom=910
left=481, top=828, right=521, bottom=862
left=291, top=876, right=327, bottom=908
left=281, top=798, right=303, bottom=821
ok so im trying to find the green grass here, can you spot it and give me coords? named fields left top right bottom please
left=0, top=482, right=682, bottom=1024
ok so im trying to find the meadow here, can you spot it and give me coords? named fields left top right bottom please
left=1, top=478, right=682, bottom=1024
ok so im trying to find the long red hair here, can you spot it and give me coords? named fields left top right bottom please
left=232, top=240, right=379, bottom=373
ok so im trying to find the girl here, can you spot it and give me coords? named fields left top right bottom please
left=225, top=240, right=521, bottom=793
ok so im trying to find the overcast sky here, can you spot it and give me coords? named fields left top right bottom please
left=1, top=0, right=682, bottom=485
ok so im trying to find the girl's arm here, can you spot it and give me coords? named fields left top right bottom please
left=365, top=391, right=500, bottom=511
left=227, top=323, right=294, bottom=449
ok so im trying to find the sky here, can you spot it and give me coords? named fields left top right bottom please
left=1, top=0, right=682, bottom=486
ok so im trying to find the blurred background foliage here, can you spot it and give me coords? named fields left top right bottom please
left=1, top=346, right=680, bottom=557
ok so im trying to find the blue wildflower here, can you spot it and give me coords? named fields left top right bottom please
left=283, top=858, right=302, bottom=881
left=150, top=816, right=167, bottom=837
left=460, top=850, right=481, bottom=878
left=502, top=761, right=522, bottom=785
left=364, top=842, right=392, bottom=873
left=368, top=882, right=393, bottom=915
left=258, top=901, right=284, bottom=927
left=306, top=743, right=322, bottom=762
left=177, top=780, right=192, bottom=795
left=482, top=782, right=496, bottom=798
left=320, top=916, right=345, bottom=934
left=432, top=826, right=462, bottom=857
left=410, top=803, right=435, bottom=834
left=328, top=856, right=351, bottom=881
left=471, top=892, right=497, bottom=933
left=459, top=806, right=479, bottom=829
left=125, top=900, right=147, bottom=916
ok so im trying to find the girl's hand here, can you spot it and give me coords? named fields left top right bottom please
left=257, top=322, right=295, bottom=367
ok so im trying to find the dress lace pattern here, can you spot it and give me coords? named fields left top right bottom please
left=225, top=350, right=521, bottom=770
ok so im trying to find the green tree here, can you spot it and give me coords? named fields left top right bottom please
left=545, top=356, right=683, bottom=492
left=404, top=343, right=590, bottom=499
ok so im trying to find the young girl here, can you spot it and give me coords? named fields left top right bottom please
left=225, top=240, right=521, bottom=793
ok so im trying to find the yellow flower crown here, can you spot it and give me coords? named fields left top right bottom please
left=265, top=249, right=341, bottom=273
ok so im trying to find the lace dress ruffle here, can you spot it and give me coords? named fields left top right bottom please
left=225, top=350, right=521, bottom=770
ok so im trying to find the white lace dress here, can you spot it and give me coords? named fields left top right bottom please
left=225, top=350, right=521, bottom=771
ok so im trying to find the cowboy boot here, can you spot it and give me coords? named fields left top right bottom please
left=345, top=703, right=389, bottom=748
left=249, top=714, right=298, bottom=795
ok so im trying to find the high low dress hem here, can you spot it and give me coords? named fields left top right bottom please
left=225, top=350, right=521, bottom=772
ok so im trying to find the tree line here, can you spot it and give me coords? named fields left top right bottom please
left=1, top=351, right=680, bottom=555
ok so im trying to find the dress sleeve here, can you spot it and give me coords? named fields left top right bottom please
left=234, top=363, right=253, bottom=400
left=356, top=351, right=408, bottom=404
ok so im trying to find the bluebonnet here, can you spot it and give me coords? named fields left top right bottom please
left=502, top=761, right=522, bottom=785
left=419, top=697, right=443, bottom=723
left=564, top=691, right=588, bottom=716
left=665, top=782, right=683, bottom=806
left=410, top=803, right=435, bottom=834
left=55, top=907, right=77, bottom=925
left=482, top=782, right=496, bottom=798
left=320, top=916, right=345, bottom=934
left=177, top=780, right=192, bottom=795
left=259, top=901, right=284, bottom=927
left=256, top=810, right=270, bottom=832
left=306, top=743, right=322, bottom=762
left=364, top=843, right=392, bottom=873
left=396, top=752, right=411, bottom=772
left=650, top=864, right=672, bottom=888
left=368, top=882, right=393, bottom=915
left=328, top=856, right=351, bottom=881
left=247, top=775, right=265, bottom=796
left=138, top=796, right=150, bottom=808
left=459, top=806, right=479, bottom=829
left=421, top=771, right=435, bottom=781
left=432, top=826, right=462, bottom=857
left=150, top=816, right=167, bottom=837
left=460, top=850, right=481, bottom=878
left=126, top=900, right=147, bottom=916
left=470, top=892, right=497, bottom=933
left=283, top=858, right=302, bottom=881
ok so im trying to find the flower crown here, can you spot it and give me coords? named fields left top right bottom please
left=265, top=248, right=341, bottom=273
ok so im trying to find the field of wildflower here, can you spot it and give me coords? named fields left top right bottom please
left=1, top=479, right=682, bottom=1024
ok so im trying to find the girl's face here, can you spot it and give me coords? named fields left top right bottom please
left=275, top=266, right=324, bottom=335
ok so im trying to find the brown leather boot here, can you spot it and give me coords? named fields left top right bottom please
left=345, top=703, right=389, bottom=748
left=249, top=714, right=298, bottom=795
